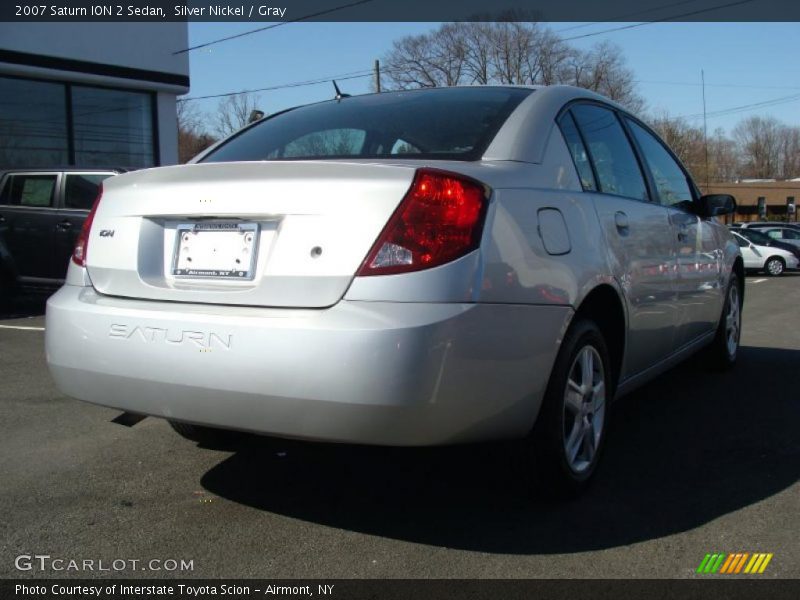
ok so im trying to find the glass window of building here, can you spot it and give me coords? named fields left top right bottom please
left=71, top=86, right=155, bottom=168
left=0, top=77, right=69, bottom=168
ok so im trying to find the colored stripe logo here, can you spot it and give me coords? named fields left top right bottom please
left=697, top=553, right=773, bottom=574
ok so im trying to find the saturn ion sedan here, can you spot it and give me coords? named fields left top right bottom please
left=46, top=86, right=743, bottom=496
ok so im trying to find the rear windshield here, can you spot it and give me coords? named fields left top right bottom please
left=201, top=87, right=533, bottom=163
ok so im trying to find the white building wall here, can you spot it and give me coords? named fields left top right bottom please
left=0, top=22, right=189, bottom=87
left=156, top=92, right=179, bottom=165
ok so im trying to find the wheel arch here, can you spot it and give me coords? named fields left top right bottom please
left=572, top=283, right=626, bottom=395
left=732, top=255, right=745, bottom=303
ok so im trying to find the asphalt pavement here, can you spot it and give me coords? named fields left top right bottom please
left=1, top=275, right=798, bottom=579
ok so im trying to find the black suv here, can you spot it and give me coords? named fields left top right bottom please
left=0, top=168, right=123, bottom=300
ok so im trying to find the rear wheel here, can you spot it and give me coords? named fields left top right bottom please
left=526, top=318, right=612, bottom=498
left=705, top=272, right=741, bottom=370
left=764, top=256, right=785, bottom=276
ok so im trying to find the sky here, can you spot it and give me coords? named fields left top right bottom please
left=183, top=21, right=800, bottom=134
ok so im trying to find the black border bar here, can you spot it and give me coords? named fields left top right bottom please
left=2, top=0, right=800, bottom=22
left=4, top=579, right=800, bottom=600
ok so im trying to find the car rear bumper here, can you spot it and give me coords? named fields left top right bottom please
left=46, top=285, right=572, bottom=445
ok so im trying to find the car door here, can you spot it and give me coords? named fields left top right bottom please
left=733, top=233, right=762, bottom=269
left=55, top=172, right=115, bottom=278
left=624, top=118, right=722, bottom=348
left=567, top=104, right=679, bottom=377
left=0, top=172, right=61, bottom=281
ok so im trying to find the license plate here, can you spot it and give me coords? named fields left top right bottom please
left=172, top=222, right=259, bottom=279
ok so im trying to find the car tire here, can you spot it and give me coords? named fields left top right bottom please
left=705, top=272, right=742, bottom=371
left=526, top=318, right=612, bottom=499
left=168, top=420, right=242, bottom=447
left=764, top=257, right=785, bottom=276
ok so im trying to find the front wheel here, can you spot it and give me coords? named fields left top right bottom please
left=526, top=318, right=612, bottom=498
left=764, top=257, right=785, bottom=276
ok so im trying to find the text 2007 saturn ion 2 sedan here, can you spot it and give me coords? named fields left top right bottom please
left=46, top=85, right=742, bottom=496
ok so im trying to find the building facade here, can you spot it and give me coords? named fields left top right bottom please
left=705, top=182, right=799, bottom=223
left=0, top=22, right=189, bottom=170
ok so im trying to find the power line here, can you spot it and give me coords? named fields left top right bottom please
left=677, top=93, right=800, bottom=121
left=173, top=0, right=376, bottom=55
left=635, top=79, right=800, bottom=91
left=177, top=70, right=373, bottom=102
left=559, top=0, right=756, bottom=42
left=554, top=0, right=701, bottom=33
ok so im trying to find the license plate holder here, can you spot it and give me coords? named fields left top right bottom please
left=172, top=222, right=259, bottom=280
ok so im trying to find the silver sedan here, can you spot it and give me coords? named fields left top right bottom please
left=46, top=85, right=742, bottom=496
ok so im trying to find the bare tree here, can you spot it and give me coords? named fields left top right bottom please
left=176, top=100, right=216, bottom=163
left=215, top=92, right=262, bottom=138
left=647, top=115, right=747, bottom=186
left=777, top=125, right=800, bottom=179
left=734, top=116, right=782, bottom=179
left=708, top=128, right=741, bottom=184
left=382, top=22, right=644, bottom=110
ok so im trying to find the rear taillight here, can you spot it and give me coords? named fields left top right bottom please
left=357, top=168, right=488, bottom=276
left=72, top=184, right=103, bottom=267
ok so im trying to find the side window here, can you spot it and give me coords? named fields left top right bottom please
left=782, top=229, right=800, bottom=240
left=570, top=104, right=648, bottom=202
left=626, top=120, right=694, bottom=210
left=734, top=235, right=748, bottom=248
left=766, top=230, right=782, bottom=240
left=0, top=177, right=9, bottom=205
left=64, top=174, right=111, bottom=210
left=557, top=111, right=596, bottom=191
left=5, top=174, right=57, bottom=207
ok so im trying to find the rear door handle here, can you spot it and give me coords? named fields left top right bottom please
left=0, top=215, right=5, bottom=224
left=56, top=220, right=73, bottom=231
left=614, top=211, right=629, bottom=233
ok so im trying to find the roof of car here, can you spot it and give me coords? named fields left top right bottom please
left=0, top=167, right=128, bottom=177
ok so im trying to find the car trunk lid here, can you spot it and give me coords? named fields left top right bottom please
left=85, top=161, right=417, bottom=308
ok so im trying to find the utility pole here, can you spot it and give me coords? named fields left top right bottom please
left=374, top=59, right=381, bottom=93
left=701, top=69, right=710, bottom=192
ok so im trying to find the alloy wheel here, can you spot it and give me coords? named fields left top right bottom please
left=725, top=283, right=741, bottom=359
left=563, top=345, right=606, bottom=473
left=766, top=259, right=784, bottom=276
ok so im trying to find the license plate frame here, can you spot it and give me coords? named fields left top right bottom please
left=171, top=222, right=260, bottom=280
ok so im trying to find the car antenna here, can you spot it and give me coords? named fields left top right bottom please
left=332, top=80, right=350, bottom=101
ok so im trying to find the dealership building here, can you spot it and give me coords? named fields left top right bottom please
left=0, top=22, right=189, bottom=170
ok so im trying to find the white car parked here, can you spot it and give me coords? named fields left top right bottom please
left=732, top=231, right=799, bottom=276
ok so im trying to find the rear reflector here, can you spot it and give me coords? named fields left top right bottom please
left=357, top=168, right=488, bottom=276
left=72, top=184, right=103, bottom=267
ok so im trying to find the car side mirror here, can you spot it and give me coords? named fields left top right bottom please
left=697, top=194, right=736, bottom=217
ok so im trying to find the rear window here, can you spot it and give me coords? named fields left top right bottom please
left=201, top=87, right=533, bottom=163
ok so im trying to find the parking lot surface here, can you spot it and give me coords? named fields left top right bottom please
left=1, top=275, right=799, bottom=579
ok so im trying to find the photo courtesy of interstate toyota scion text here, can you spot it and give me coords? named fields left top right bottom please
left=45, top=85, right=743, bottom=497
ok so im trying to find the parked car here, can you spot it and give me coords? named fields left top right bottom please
left=731, top=231, right=798, bottom=276
left=758, top=226, right=800, bottom=249
left=0, top=168, right=123, bottom=302
left=739, top=221, right=800, bottom=232
left=45, top=86, right=742, bottom=497
left=733, top=227, right=800, bottom=261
